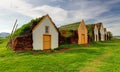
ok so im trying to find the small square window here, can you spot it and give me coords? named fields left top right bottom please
left=82, top=26, right=84, bottom=30
left=45, top=26, right=49, bottom=33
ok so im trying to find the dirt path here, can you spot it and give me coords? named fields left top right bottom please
left=80, top=52, right=111, bottom=72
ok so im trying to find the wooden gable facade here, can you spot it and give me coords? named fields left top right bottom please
left=95, top=23, right=105, bottom=41
left=99, top=23, right=105, bottom=41
left=78, top=19, right=88, bottom=44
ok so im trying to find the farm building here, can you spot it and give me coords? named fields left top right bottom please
left=87, top=23, right=106, bottom=42
left=9, top=14, right=111, bottom=51
left=10, top=14, right=59, bottom=51
left=32, top=14, right=58, bottom=50
left=59, top=19, right=88, bottom=45
left=59, top=20, right=111, bottom=45
left=96, top=23, right=105, bottom=41
left=59, top=22, right=80, bottom=45
left=78, top=19, right=88, bottom=44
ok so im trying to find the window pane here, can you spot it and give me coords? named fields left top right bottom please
left=45, top=26, right=49, bottom=33
left=82, top=26, right=84, bottom=29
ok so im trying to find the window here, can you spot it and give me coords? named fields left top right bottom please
left=45, top=26, right=49, bottom=33
left=82, top=26, right=84, bottom=30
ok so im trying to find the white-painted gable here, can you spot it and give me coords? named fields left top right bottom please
left=94, top=25, right=99, bottom=41
left=32, top=15, right=58, bottom=50
left=100, top=24, right=105, bottom=41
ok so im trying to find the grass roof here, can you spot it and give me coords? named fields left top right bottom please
left=59, top=22, right=80, bottom=37
left=11, top=17, right=42, bottom=38
left=59, top=22, right=80, bottom=31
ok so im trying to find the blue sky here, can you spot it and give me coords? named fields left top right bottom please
left=0, top=0, right=120, bottom=36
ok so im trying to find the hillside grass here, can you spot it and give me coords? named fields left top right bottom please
left=0, top=38, right=120, bottom=72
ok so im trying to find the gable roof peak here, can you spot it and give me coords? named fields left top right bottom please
left=80, top=19, right=85, bottom=25
left=32, top=14, right=59, bottom=32
left=81, top=19, right=85, bottom=23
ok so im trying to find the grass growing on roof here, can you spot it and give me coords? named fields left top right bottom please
left=59, top=22, right=80, bottom=31
left=59, top=22, right=80, bottom=37
left=11, top=17, right=42, bottom=38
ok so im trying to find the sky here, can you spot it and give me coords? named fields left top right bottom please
left=0, top=0, right=120, bottom=36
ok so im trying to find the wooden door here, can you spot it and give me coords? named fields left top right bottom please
left=81, top=34, right=85, bottom=44
left=43, top=35, right=51, bottom=50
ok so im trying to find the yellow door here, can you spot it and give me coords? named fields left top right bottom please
left=81, top=34, right=85, bottom=44
left=43, top=35, right=51, bottom=50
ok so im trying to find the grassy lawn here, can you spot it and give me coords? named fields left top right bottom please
left=0, top=38, right=120, bottom=72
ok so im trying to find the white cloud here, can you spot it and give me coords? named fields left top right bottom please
left=0, top=0, right=32, bottom=10
left=32, top=5, right=68, bottom=22
left=64, top=1, right=110, bottom=24
left=0, top=0, right=111, bottom=24
left=95, top=15, right=120, bottom=27
left=0, top=0, right=68, bottom=25
left=108, top=27, right=120, bottom=36
left=69, top=6, right=108, bottom=20
left=107, top=0, right=120, bottom=5
left=0, top=0, right=68, bottom=29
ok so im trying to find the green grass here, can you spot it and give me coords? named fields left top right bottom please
left=0, top=38, right=120, bottom=72
left=97, top=40, right=120, bottom=72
